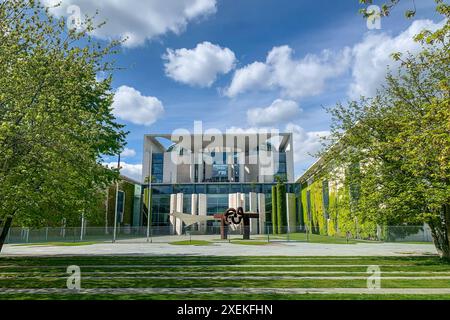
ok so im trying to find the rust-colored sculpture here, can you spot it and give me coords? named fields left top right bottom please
left=214, top=207, right=259, bottom=240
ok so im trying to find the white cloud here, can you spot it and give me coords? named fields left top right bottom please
left=225, top=62, right=271, bottom=97
left=105, top=161, right=142, bottom=182
left=349, top=19, right=444, bottom=98
left=112, top=86, right=164, bottom=126
left=41, top=0, right=217, bottom=47
left=285, top=123, right=329, bottom=164
left=226, top=123, right=328, bottom=164
left=226, top=45, right=351, bottom=98
left=163, top=42, right=236, bottom=87
left=121, top=148, right=137, bottom=158
left=247, top=99, right=302, bottom=127
left=226, top=19, right=444, bottom=100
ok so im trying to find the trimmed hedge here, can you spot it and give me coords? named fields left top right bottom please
left=276, top=183, right=287, bottom=234
left=300, top=178, right=377, bottom=239
left=271, top=186, right=278, bottom=234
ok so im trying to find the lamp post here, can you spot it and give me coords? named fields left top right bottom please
left=112, top=154, right=121, bottom=243
left=105, top=187, right=109, bottom=235
left=80, top=213, right=85, bottom=241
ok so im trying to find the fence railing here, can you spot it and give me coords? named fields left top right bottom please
left=2, top=224, right=433, bottom=245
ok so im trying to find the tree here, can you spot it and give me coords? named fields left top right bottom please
left=0, top=0, right=127, bottom=252
left=323, top=4, right=450, bottom=258
left=276, top=181, right=287, bottom=234
left=359, top=0, right=446, bottom=18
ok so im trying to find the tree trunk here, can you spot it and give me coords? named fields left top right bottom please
left=0, top=216, right=13, bottom=254
left=429, top=205, right=450, bottom=260
left=443, top=204, right=450, bottom=260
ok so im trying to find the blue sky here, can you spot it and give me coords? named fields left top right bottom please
left=45, top=0, right=443, bottom=181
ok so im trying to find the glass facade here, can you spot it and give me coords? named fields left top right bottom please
left=275, top=152, right=287, bottom=181
left=151, top=153, right=164, bottom=183
left=183, top=194, right=192, bottom=213
left=207, top=194, right=229, bottom=216
left=232, top=153, right=240, bottom=182
left=143, top=183, right=299, bottom=228
left=151, top=194, right=170, bottom=226
left=212, top=164, right=228, bottom=181
left=209, top=152, right=229, bottom=182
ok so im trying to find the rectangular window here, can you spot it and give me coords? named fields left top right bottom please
left=195, top=184, right=206, bottom=194
left=233, top=153, right=240, bottom=182
left=275, top=152, right=287, bottom=181
left=174, top=184, right=194, bottom=195
left=152, top=185, right=172, bottom=195
left=151, top=153, right=164, bottom=183
left=151, top=195, right=170, bottom=227
left=212, top=164, right=228, bottom=181
left=207, top=194, right=229, bottom=215
left=230, top=184, right=242, bottom=193
left=183, top=194, right=192, bottom=213
left=117, top=191, right=125, bottom=223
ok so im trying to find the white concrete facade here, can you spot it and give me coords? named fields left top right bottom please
left=258, top=193, right=266, bottom=234
left=169, top=191, right=269, bottom=235
left=176, top=193, right=183, bottom=235
left=169, top=194, right=176, bottom=235
left=249, top=192, right=258, bottom=234
left=198, top=194, right=207, bottom=233
left=142, top=133, right=294, bottom=184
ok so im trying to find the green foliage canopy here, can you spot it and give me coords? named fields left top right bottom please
left=323, top=4, right=450, bottom=257
left=0, top=0, right=127, bottom=229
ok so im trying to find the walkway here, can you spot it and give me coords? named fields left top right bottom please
left=1, top=241, right=437, bottom=257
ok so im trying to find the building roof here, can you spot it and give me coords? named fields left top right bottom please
left=144, top=133, right=293, bottom=153
left=119, top=174, right=141, bottom=185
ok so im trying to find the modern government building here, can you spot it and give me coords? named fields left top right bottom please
left=101, top=131, right=431, bottom=242
left=138, top=132, right=300, bottom=235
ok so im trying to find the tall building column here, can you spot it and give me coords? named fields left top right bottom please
left=191, top=194, right=198, bottom=216
left=191, top=194, right=198, bottom=231
left=169, top=194, right=177, bottom=235
left=226, top=193, right=235, bottom=232
left=237, top=193, right=245, bottom=233
left=239, top=164, right=245, bottom=184
left=228, top=194, right=236, bottom=209
left=189, top=155, right=195, bottom=183
left=257, top=193, right=266, bottom=234
left=236, top=193, right=245, bottom=209
left=249, top=192, right=258, bottom=235
left=176, top=193, right=184, bottom=235
left=198, top=194, right=207, bottom=233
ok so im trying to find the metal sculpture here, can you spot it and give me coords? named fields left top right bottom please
left=214, top=207, right=258, bottom=240
left=224, top=207, right=244, bottom=225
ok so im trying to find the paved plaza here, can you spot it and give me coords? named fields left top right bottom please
left=1, top=238, right=437, bottom=257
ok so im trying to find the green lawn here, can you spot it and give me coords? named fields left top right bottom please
left=265, top=233, right=361, bottom=244
left=169, top=240, right=212, bottom=246
left=230, top=240, right=271, bottom=245
left=14, top=242, right=99, bottom=247
left=0, top=255, right=449, bottom=300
